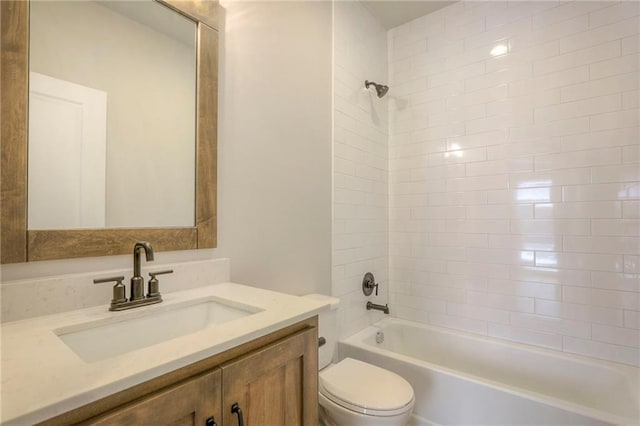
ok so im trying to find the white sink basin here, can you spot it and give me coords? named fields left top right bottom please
left=55, top=298, right=262, bottom=362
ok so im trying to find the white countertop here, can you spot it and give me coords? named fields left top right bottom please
left=1, top=283, right=329, bottom=425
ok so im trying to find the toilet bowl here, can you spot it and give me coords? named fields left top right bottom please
left=319, top=357, right=415, bottom=426
left=303, top=294, right=415, bottom=426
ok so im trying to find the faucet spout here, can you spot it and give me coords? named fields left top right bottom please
left=133, top=241, right=154, bottom=278
left=131, top=241, right=154, bottom=301
left=366, top=301, right=390, bottom=315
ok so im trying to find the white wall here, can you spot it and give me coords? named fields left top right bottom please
left=333, top=1, right=389, bottom=338
left=388, top=1, right=639, bottom=366
left=218, top=1, right=332, bottom=295
left=1, top=1, right=333, bottom=313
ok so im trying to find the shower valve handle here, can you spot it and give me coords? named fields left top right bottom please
left=362, top=272, right=379, bottom=296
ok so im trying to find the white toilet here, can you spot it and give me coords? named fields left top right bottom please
left=304, top=294, right=415, bottom=426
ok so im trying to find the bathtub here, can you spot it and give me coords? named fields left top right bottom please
left=339, top=318, right=639, bottom=425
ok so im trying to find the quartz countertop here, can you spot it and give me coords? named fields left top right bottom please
left=1, top=283, right=329, bottom=425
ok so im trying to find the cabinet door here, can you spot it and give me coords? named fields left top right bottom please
left=221, top=327, right=318, bottom=426
left=85, top=369, right=221, bottom=426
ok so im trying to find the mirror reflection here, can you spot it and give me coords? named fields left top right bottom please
left=28, top=0, right=197, bottom=229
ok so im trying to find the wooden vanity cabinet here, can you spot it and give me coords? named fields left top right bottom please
left=221, top=325, right=318, bottom=425
left=41, top=318, right=317, bottom=426
left=84, top=370, right=222, bottom=426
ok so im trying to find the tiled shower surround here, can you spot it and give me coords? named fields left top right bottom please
left=333, top=1, right=389, bottom=338
left=386, top=1, right=639, bottom=365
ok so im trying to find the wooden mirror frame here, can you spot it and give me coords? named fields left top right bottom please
left=0, top=0, right=218, bottom=263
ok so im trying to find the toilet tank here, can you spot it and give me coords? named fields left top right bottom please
left=303, top=294, right=340, bottom=369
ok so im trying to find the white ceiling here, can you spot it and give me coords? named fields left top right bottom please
left=97, top=0, right=196, bottom=47
left=361, top=1, right=457, bottom=29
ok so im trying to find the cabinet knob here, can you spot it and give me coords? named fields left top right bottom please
left=204, top=416, right=217, bottom=426
left=231, top=403, right=244, bottom=426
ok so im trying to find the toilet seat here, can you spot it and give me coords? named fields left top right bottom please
left=319, top=358, right=415, bottom=417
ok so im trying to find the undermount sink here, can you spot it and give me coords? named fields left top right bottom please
left=55, top=298, right=262, bottom=362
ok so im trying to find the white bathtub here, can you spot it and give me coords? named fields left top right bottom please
left=339, top=318, right=639, bottom=426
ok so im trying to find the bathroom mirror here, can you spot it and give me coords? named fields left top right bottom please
left=1, top=0, right=219, bottom=263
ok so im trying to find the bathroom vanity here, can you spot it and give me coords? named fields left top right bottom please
left=1, top=283, right=326, bottom=425
left=50, top=320, right=316, bottom=426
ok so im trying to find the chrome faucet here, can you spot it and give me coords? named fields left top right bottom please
left=131, top=241, right=154, bottom=301
left=94, top=241, right=172, bottom=311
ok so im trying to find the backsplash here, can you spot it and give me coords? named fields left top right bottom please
left=387, top=1, right=639, bottom=365
left=1, top=258, right=230, bottom=322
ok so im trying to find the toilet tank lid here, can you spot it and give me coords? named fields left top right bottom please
left=319, top=358, right=414, bottom=414
left=302, top=294, right=340, bottom=310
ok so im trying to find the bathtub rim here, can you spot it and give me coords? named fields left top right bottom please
left=340, top=317, right=639, bottom=426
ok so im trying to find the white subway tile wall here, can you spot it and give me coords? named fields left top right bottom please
left=333, top=2, right=389, bottom=338
left=388, top=1, right=640, bottom=366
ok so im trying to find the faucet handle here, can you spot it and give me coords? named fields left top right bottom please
left=93, top=276, right=127, bottom=307
left=149, top=269, right=173, bottom=278
left=93, top=275, right=125, bottom=284
left=147, top=269, right=173, bottom=299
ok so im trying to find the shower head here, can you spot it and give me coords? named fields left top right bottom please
left=365, top=80, right=389, bottom=98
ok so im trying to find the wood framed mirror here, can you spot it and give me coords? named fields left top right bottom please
left=1, top=0, right=218, bottom=263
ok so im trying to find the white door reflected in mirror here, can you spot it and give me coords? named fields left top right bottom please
left=28, top=72, right=107, bottom=229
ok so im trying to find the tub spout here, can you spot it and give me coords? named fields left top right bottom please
left=367, top=301, right=389, bottom=314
